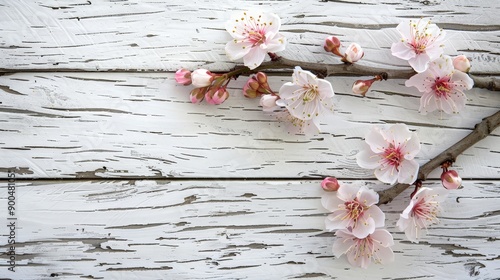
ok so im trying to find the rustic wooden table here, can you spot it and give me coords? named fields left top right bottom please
left=1, top=0, right=499, bottom=279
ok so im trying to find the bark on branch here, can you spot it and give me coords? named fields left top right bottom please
left=377, top=110, right=500, bottom=205
left=252, top=57, right=500, bottom=91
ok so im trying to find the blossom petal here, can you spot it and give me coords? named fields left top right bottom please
left=402, top=132, right=421, bottom=160
left=373, top=246, right=394, bottom=265
left=364, top=205, right=385, bottom=228
left=371, top=229, right=394, bottom=247
left=405, top=72, right=432, bottom=93
left=264, top=33, right=287, bottom=53
left=357, top=186, right=379, bottom=206
left=451, top=70, right=474, bottom=90
left=381, top=123, right=412, bottom=147
left=278, top=83, right=302, bottom=100
left=397, top=159, right=419, bottom=184
left=332, top=236, right=354, bottom=257
left=336, top=184, right=358, bottom=202
left=365, top=127, right=389, bottom=153
left=243, top=47, right=267, bottom=70
left=419, top=91, right=438, bottom=114
left=409, top=53, right=431, bottom=73
left=352, top=216, right=376, bottom=238
left=374, top=164, right=399, bottom=184
left=321, top=193, right=344, bottom=212
left=391, top=42, right=416, bottom=60
left=356, top=149, right=382, bottom=169
left=317, top=79, right=335, bottom=99
left=225, top=41, right=252, bottom=60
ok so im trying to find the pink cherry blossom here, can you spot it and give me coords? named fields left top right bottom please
left=333, top=228, right=394, bottom=269
left=391, top=18, right=445, bottom=73
left=321, top=184, right=385, bottom=238
left=277, top=66, right=335, bottom=132
left=356, top=124, right=421, bottom=184
left=225, top=11, right=286, bottom=69
left=405, top=55, right=474, bottom=115
left=397, top=187, right=448, bottom=243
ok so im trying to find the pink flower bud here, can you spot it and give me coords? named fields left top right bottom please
left=441, top=170, right=462, bottom=190
left=321, top=177, right=340, bottom=192
left=342, top=43, right=364, bottom=63
left=191, top=69, right=214, bottom=88
left=189, top=87, right=207, bottom=104
left=324, top=36, right=342, bottom=57
left=243, top=78, right=260, bottom=98
left=259, top=94, right=279, bottom=111
left=211, top=87, right=229, bottom=105
left=352, top=79, right=375, bottom=96
left=175, top=68, right=192, bottom=85
left=453, top=55, right=471, bottom=73
left=256, top=72, right=268, bottom=85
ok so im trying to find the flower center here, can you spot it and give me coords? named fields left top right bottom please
left=383, top=144, right=403, bottom=169
left=432, top=76, right=452, bottom=97
left=247, top=29, right=266, bottom=46
left=407, top=20, right=437, bottom=55
left=344, top=200, right=364, bottom=222
left=411, top=199, right=439, bottom=223
left=302, top=85, right=319, bottom=103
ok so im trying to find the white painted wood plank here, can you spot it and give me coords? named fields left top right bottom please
left=0, top=180, right=498, bottom=279
left=0, top=0, right=499, bottom=73
left=1, top=73, right=499, bottom=179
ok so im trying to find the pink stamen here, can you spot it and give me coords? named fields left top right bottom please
left=432, top=76, right=452, bottom=97
left=382, top=144, right=403, bottom=170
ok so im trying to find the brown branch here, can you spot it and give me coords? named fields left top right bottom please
left=377, top=110, right=500, bottom=205
left=251, top=57, right=500, bottom=91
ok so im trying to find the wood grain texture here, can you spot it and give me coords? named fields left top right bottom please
left=1, top=73, right=499, bottom=179
left=0, top=0, right=499, bottom=73
left=0, top=180, right=498, bottom=279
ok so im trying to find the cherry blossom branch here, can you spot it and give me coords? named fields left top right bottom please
left=377, top=110, right=500, bottom=205
left=240, top=57, right=499, bottom=91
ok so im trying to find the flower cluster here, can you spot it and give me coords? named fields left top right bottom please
left=321, top=182, right=394, bottom=268
left=391, top=18, right=474, bottom=114
left=174, top=10, right=475, bottom=269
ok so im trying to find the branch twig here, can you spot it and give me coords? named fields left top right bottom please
left=377, top=110, right=500, bottom=205
left=247, top=57, right=500, bottom=91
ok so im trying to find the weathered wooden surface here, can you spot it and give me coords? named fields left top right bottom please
left=0, top=180, right=499, bottom=279
left=0, top=0, right=499, bottom=73
left=1, top=0, right=500, bottom=279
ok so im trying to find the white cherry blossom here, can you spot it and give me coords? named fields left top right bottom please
left=397, top=187, right=448, bottom=243
left=391, top=18, right=445, bottom=73
left=405, top=55, right=474, bottom=115
left=333, top=228, right=394, bottom=269
left=357, top=124, right=421, bottom=184
left=322, top=184, right=385, bottom=239
left=225, top=11, right=286, bottom=69
left=277, top=66, right=334, bottom=132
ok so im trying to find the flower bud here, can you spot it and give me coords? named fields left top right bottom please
left=211, top=87, right=229, bottom=105
left=342, top=43, right=364, bottom=63
left=175, top=68, right=192, bottom=85
left=191, top=69, right=214, bottom=88
left=243, top=77, right=260, bottom=98
left=453, top=55, right=471, bottom=73
left=259, top=94, right=279, bottom=111
left=321, top=177, right=340, bottom=192
left=441, top=170, right=462, bottom=190
left=189, top=87, right=207, bottom=103
left=352, top=79, right=375, bottom=96
left=324, top=36, right=342, bottom=57
left=256, top=72, right=268, bottom=85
